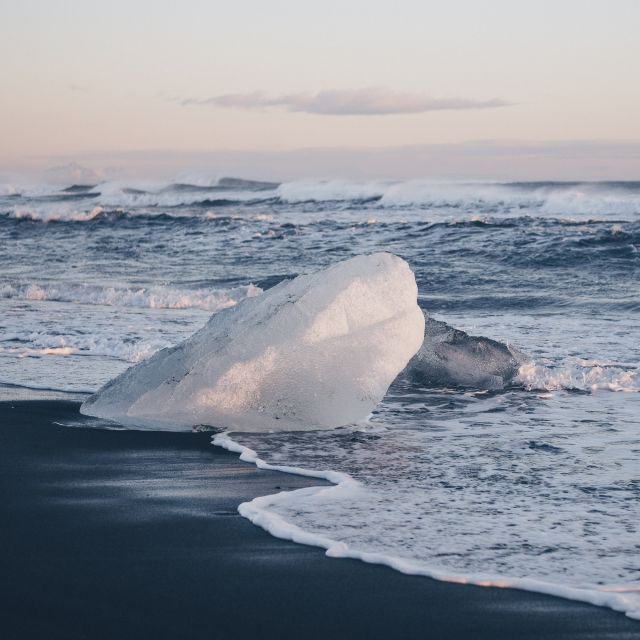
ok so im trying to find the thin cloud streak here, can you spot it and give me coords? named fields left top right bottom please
left=181, top=87, right=512, bottom=116
left=65, top=83, right=90, bottom=93
left=19, top=140, right=640, bottom=182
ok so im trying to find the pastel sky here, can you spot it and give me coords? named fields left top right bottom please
left=1, top=0, right=639, bottom=179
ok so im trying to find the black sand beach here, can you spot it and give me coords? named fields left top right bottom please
left=1, top=398, right=638, bottom=640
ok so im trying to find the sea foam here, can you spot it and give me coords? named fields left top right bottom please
left=214, top=399, right=640, bottom=621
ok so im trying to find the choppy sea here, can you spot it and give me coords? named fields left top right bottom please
left=1, top=176, right=639, bottom=618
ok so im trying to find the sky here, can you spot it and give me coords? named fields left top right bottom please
left=1, top=0, right=639, bottom=179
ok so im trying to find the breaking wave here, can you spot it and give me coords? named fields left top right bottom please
left=0, top=333, right=165, bottom=363
left=516, top=359, right=639, bottom=393
left=0, top=281, right=262, bottom=311
left=275, top=179, right=640, bottom=216
left=2, top=178, right=640, bottom=221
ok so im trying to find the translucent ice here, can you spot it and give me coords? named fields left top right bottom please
left=405, top=316, right=525, bottom=389
left=80, top=253, right=425, bottom=431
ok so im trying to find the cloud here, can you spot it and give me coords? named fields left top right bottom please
left=66, top=83, right=90, bottom=93
left=181, top=87, right=512, bottom=116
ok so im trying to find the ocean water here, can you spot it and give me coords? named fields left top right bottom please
left=1, top=177, right=639, bottom=617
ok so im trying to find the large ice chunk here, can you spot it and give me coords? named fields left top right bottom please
left=80, top=253, right=425, bottom=431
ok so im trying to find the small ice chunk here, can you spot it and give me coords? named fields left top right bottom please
left=405, top=316, right=525, bottom=389
left=81, top=253, right=425, bottom=431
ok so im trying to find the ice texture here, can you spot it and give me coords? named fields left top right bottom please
left=405, top=316, right=525, bottom=389
left=80, top=253, right=425, bottom=431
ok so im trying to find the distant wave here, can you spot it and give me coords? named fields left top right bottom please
left=96, top=186, right=278, bottom=209
left=276, top=179, right=640, bottom=216
left=0, top=281, right=262, bottom=311
left=1, top=206, right=274, bottom=223
left=2, top=178, right=640, bottom=218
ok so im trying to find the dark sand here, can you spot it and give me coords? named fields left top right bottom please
left=1, top=399, right=638, bottom=640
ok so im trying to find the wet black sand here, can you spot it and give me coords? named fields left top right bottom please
left=1, top=399, right=638, bottom=639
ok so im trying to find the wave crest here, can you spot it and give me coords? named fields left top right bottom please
left=0, top=281, right=262, bottom=311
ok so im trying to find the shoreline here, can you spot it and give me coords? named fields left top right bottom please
left=1, top=397, right=639, bottom=639
left=213, top=436, right=640, bottom=622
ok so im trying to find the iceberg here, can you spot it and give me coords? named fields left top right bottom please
left=80, top=253, right=425, bottom=431
left=404, top=316, right=525, bottom=389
